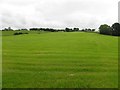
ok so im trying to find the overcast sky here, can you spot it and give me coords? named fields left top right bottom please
left=0, top=0, right=119, bottom=29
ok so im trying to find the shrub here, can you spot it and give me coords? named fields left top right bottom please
left=14, top=32, right=28, bottom=35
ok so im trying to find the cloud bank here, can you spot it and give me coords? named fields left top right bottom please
left=0, top=0, right=119, bottom=29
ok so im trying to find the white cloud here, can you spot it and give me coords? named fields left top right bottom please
left=0, top=0, right=119, bottom=29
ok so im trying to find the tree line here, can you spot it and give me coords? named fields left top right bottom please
left=1, top=22, right=120, bottom=36
left=1, top=27, right=95, bottom=32
left=99, top=23, right=120, bottom=36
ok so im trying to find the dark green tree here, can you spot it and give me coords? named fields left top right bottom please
left=92, top=29, right=95, bottom=32
left=99, top=24, right=112, bottom=35
left=65, top=28, right=72, bottom=32
left=73, top=28, right=79, bottom=31
left=112, top=23, right=120, bottom=36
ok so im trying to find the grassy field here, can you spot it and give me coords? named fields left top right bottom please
left=2, top=31, right=118, bottom=88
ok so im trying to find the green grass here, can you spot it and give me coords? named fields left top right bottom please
left=2, top=31, right=118, bottom=88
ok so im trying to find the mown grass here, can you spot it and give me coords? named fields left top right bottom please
left=2, top=31, right=118, bottom=88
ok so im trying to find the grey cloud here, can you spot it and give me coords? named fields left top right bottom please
left=0, top=0, right=119, bottom=29
left=118, top=1, right=120, bottom=23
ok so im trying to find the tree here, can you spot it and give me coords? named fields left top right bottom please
left=73, top=28, right=79, bottom=31
left=92, top=29, right=95, bottom=32
left=81, top=29, right=85, bottom=31
left=99, top=24, right=112, bottom=35
left=2, top=27, right=13, bottom=31
left=29, top=28, right=38, bottom=31
left=112, top=23, right=120, bottom=36
left=87, top=29, right=91, bottom=32
left=65, top=28, right=72, bottom=32
left=20, top=29, right=28, bottom=31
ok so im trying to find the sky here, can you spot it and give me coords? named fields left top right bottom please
left=0, top=0, right=119, bottom=29
left=118, top=1, right=120, bottom=23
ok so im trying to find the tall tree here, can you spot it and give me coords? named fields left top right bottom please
left=112, top=23, right=120, bottom=36
left=99, top=24, right=112, bottom=35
